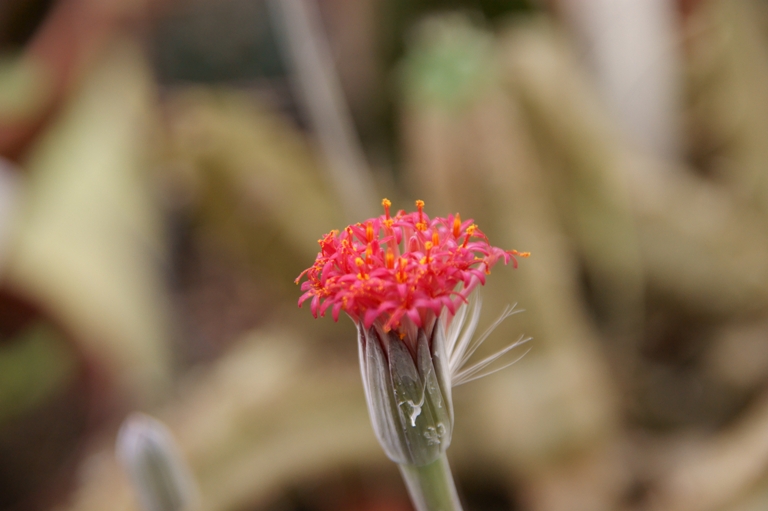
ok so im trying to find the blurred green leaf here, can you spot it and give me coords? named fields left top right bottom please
left=0, top=322, right=77, bottom=425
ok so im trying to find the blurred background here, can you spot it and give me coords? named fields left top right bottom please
left=2, top=0, right=768, bottom=510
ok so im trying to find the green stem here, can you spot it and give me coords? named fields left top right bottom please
left=398, top=454, right=463, bottom=511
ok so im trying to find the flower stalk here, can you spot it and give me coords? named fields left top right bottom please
left=399, top=453, right=463, bottom=511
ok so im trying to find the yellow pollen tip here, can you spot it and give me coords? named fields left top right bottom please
left=520, top=251, right=531, bottom=257
left=384, top=218, right=393, bottom=229
left=396, top=257, right=408, bottom=282
left=382, top=198, right=392, bottom=219
left=462, top=225, right=477, bottom=247
left=415, top=200, right=426, bottom=227
left=424, top=241, right=433, bottom=250
left=355, top=257, right=364, bottom=267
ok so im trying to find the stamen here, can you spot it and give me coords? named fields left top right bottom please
left=355, top=257, right=369, bottom=280
left=396, top=257, right=408, bottom=283
left=421, top=241, right=434, bottom=265
left=415, top=200, right=427, bottom=231
left=463, top=225, right=477, bottom=248
left=385, top=247, right=395, bottom=269
left=382, top=198, right=391, bottom=219
left=318, top=229, right=338, bottom=248
left=366, top=222, right=374, bottom=243
left=452, top=214, right=461, bottom=238
left=382, top=212, right=398, bottom=260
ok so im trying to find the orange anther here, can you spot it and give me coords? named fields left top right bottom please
left=385, top=247, right=395, bottom=269
left=452, top=214, right=461, bottom=238
left=432, top=231, right=439, bottom=246
left=366, top=222, right=374, bottom=243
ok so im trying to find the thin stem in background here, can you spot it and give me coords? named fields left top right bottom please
left=267, top=0, right=378, bottom=221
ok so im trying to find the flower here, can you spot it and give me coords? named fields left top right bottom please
left=296, top=199, right=529, bottom=467
left=296, top=198, right=528, bottom=335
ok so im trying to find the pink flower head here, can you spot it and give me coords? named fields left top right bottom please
left=296, top=199, right=529, bottom=333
